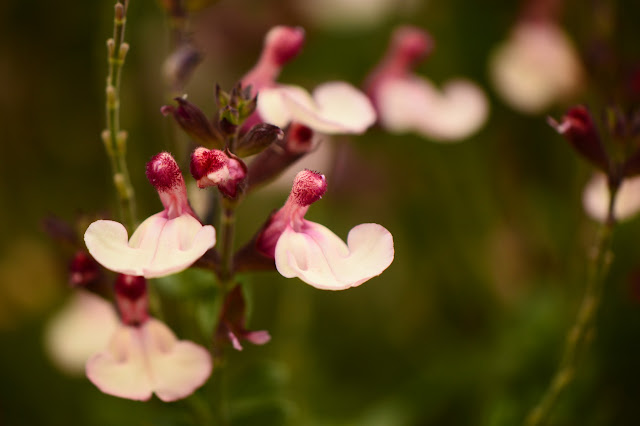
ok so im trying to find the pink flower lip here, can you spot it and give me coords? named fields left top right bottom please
left=86, top=318, right=212, bottom=402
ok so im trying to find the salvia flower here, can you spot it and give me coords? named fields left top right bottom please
left=489, top=21, right=583, bottom=114
left=365, top=26, right=488, bottom=142
left=243, top=26, right=376, bottom=135
left=256, top=170, right=394, bottom=290
left=190, top=147, right=247, bottom=198
left=215, top=285, right=271, bottom=351
left=85, top=152, right=216, bottom=278
left=86, top=275, right=212, bottom=402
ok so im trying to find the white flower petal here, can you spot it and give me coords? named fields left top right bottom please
left=275, top=222, right=394, bottom=290
left=258, top=82, right=376, bottom=134
left=583, top=173, right=640, bottom=222
left=45, top=291, right=119, bottom=375
left=378, top=77, right=488, bottom=141
left=143, top=319, right=212, bottom=402
left=86, top=324, right=153, bottom=401
left=144, top=215, right=216, bottom=278
left=84, top=214, right=216, bottom=279
left=257, top=85, right=313, bottom=128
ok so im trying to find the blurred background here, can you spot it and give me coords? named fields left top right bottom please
left=2, top=0, right=640, bottom=424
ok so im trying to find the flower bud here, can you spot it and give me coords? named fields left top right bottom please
left=548, top=106, right=609, bottom=172
left=114, top=274, right=148, bottom=326
left=69, top=251, right=101, bottom=287
left=236, top=123, right=284, bottom=157
left=190, top=148, right=247, bottom=198
left=161, top=97, right=222, bottom=148
left=163, top=44, right=202, bottom=91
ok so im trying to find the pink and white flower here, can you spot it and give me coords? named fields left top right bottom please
left=86, top=275, right=212, bottom=402
left=190, top=147, right=247, bottom=198
left=242, top=26, right=376, bottom=135
left=257, top=170, right=394, bottom=290
left=84, top=152, right=216, bottom=278
left=489, top=21, right=583, bottom=114
left=366, top=26, right=488, bottom=142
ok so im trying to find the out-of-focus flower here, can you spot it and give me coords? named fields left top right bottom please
left=86, top=275, right=212, bottom=401
left=256, top=170, right=394, bottom=290
left=583, top=173, right=640, bottom=222
left=489, top=21, right=583, bottom=114
left=293, top=0, right=419, bottom=31
left=190, top=147, right=247, bottom=198
left=44, top=290, right=119, bottom=375
left=366, top=26, right=488, bottom=142
left=243, top=26, right=376, bottom=136
left=85, top=152, right=216, bottom=278
left=257, top=81, right=376, bottom=135
left=68, top=251, right=102, bottom=287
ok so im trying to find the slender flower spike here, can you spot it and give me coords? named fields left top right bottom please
left=365, top=26, right=488, bottom=142
left=256, top=170, right=394, bottom=290
left=190, top=147, right=247, bottom=198
left=85, top=152, right=216, bottom=278
left=86, top=275, right=212, bottom=402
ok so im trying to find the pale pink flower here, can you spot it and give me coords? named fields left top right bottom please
left=44, top=290, right=119, bottom=375
left=583, top=173, right=640, bottom=222
left=242, top=26, right=376, bottom=135
left=84, top=152, right=216, bottom=278
left=366, top=26, right=488, bottom=142
left=257, top=170, right=394, bottom=290
left=86, top=275, right=212, bottom=402
left=489, top=21, right=583, bottom=114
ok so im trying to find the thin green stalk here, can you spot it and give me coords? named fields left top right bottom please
left=524, top=184, right=619, bottom=426
left=217, top=200, right=237, bottom=287
left=103, top=0, right=137, bottom=231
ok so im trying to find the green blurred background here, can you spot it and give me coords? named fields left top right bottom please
left=2, top=0, right=640, bottom=425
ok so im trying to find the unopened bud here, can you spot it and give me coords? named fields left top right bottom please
left=114, top=274, right=148, bottom=326
left=163, top=44, right=202, bottom=90
left=69, top=251, right=101, bottom=287
left=291, top=169, right=327, bottom=207
left=219, top=106, right=239, bottom=135
left=190, top=148, right=247, bottom=198
left=549, top=106, right=609, bottom=172
left=146, top=152, right=183, bottom=192
left=237, top=123, right=284, bottom=157
left=119, top=42, right=130, bottom=61
left=161, top=97, right=222, bottom=148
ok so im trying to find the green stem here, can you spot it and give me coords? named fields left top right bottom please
left=217, top=198, right=237, bottom=287
left=524, top=184, right=619, bottom=426
left=103, top=0, right=137, bottom=231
